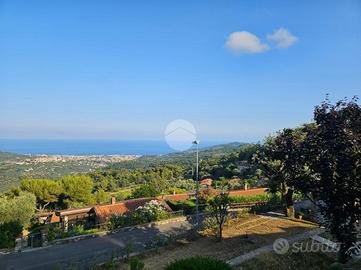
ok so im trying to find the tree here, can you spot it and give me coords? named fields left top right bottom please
left=131, top=184, right=160, bottom=199
left=59, top=176, right=94, bottom=208
left=93, top=188, right=110, bottom=204
left=254, top=127, right=309, bottom=218
left=0, top=191, right=36, bottom=226
left=0, top=221, right=23, bottom=248
left=303, top=97, right=361, bottom=262
left=209, top=193, right=231, bottom=241
left=20, top=179, right=62, bottom=211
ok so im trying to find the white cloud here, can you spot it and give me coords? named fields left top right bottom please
left=225, top=31, right=269, bottom=54
left=267, top=28, right=298, bottom=48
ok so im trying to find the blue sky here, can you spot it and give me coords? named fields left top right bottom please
left=0, top=0, right=360, bottom=142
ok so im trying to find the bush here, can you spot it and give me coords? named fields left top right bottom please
left=164, top=256, right=232, bottom=270
left=198, top=189, right=218, bottom=204
left=108, top=214, right=131, bottom=230
left=108, top=200, right=169, bottom=230
left=167, top=200, right=196, bottom=215
left=0, top=221, right=23, bottom=248
left=133, top=200, right=169, bottom=223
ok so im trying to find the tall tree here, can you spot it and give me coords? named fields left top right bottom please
left=59, top=176, right=94, bottom=208
left=303, top=97, right=361, bottom=262
left=20, top=179, right=62, bottom=211
left=254, top=127, right=308, bottom=218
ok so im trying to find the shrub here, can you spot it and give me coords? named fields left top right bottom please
left=0, top=221, right=23, bottom=248
left=198, top=189, right=217, bottom=204
left=108, top=200, right=169, bottom=230
left=108, top=214, right=131, bottom=230
left=133, top=200, right=169, bottom=223
left=164, top=256, right=232, bottom=270
left=167, top=200, right=196, bottom=215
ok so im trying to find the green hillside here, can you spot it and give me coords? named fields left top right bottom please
left=0, top=143, right=248, bottom=191
left=107, top=142, right=246, bottom=170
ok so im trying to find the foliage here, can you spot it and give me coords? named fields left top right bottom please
left=0, top=191, right=36, bottom=226
left=164, top=256, right=232, bottom=270
left=129, top=257, right=145, bottom=270
left=254, top=127, right=310, bottom=217
left=201, top=216, right=218, bottom=236
left=93, top=189, right=110, bottom=204
left=208, top=193, right=231, bottom=241
left=108, top=200, right=169, bottom=230
left=46, top=224, right=98, bottom=241
left=20, top=179, right=63, bottom=210
left=198, top=188, right=217, bottom=204
left=229, top=193, right=273, bottom=204
left=108, top=214, right=130, bottom=230
left=302, top=97, right=361, bottom=262
left=133, top=200, right=169, bottom=223
left=131, top=184, right=160, bottom=198
left=59, top=175, right=95, bottom=208
left=166, top=200, right=197, bottom=215
left=0, top=221, right=23, bottom=248
left=172, top=179, right=196, bottom=191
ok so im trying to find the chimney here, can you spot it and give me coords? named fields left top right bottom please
left=111, top=197, right=116, bottom=205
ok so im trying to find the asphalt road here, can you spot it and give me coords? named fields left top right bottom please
left=0, top=217, right=195, bottom=270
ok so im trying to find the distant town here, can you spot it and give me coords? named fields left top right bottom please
left=7, top=154, right=140, bottom=165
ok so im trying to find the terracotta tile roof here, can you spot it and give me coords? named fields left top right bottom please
left=92, top=197, right=172, bottom=224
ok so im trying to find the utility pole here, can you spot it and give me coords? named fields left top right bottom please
left=192, top=140, right=200, bottom=228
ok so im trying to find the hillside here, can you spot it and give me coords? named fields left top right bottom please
left=106, top=142, right=246, bottom=169
left=0, top=142, right=246, bottom=191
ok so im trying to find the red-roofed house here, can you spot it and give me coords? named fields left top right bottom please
left=90, top=197, right=172, bottom=224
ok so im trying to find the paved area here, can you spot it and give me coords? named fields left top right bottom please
left=0, top=217, right=196, bottom=270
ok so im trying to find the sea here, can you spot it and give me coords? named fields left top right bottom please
left=0, top=139, right=227, bottom=156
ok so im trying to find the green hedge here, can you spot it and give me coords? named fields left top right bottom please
left=229, top=193, right=274, bottom=204
left=164, top=256, right=232, bottom=270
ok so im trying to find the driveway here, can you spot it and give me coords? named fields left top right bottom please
left=0, top=217, right=196, bottom=270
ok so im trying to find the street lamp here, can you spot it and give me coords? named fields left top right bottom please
left=192, top=140, right=200, bottom=228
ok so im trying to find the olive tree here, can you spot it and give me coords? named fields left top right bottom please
left=209, top=193, right=231, bottom=241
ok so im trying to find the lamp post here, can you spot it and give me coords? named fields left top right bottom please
left=192, top=140, right=200, bottom=228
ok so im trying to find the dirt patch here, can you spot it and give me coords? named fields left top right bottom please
left=138, top=214, right=317, bottom=270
